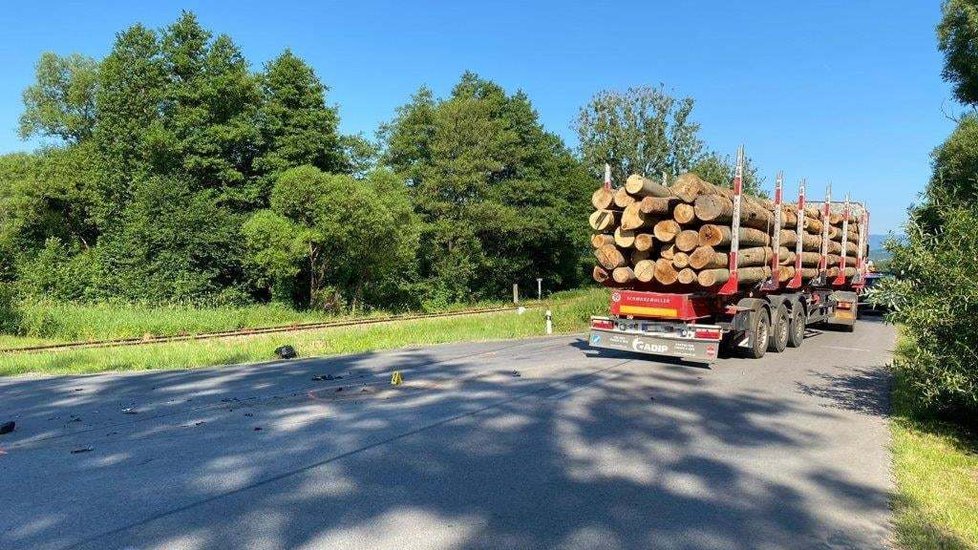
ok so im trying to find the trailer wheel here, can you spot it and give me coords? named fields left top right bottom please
left=743, top=310, right=770, bottom=359
left=787, top=304, right=805, bottom=348
left=767, top=304, right=789, bottom=353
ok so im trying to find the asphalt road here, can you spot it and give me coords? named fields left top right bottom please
left=0, top=318, right=896, bottom=549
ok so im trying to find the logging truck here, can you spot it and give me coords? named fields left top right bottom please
left=588, top=149, right=870, bottom=363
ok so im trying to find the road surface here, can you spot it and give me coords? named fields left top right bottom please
left=0, top=318, right=896, bottom=549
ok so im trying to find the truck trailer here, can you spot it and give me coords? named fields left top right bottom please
left=589, top=153, right=869, bottom=363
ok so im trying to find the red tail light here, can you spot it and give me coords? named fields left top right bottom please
left=591, top=319, right=614, bottom=330
left=837, top=302, right=852, bottom=310
left=694, top=329, right=721, bottom=340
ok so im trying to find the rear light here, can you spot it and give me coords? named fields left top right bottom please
left=694, top=329, right=722, bottom=340
left=837, top=302, right=852, bottom=310
left=591, top=319, right=614, bottom=330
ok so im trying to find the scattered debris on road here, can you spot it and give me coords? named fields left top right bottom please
left=275, top=345, right=297, bottom=359
left=511, top=370, right=522, bottom=378
left=0, top=421, right=15, bottom=435
left=121, top=408, right=138, bottom=415
left=253, top=427, right=262, bottom=431
left=70, top=447, right=93, bottom=454
left=312, top=373, right=342, bottom=381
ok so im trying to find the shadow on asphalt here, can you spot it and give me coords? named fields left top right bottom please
left=0, top=334, right=892, bottom=549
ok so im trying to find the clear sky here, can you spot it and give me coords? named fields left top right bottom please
left=0, top=1, right=955, bottom=233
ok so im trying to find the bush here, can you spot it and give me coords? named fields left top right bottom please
left=0, top=284, right=18, bottom=333
left=873, top=206, right=978, bottom=422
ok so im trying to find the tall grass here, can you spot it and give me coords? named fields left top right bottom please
left=0, top=288, right=609, bottom=376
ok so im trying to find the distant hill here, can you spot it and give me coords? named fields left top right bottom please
left=868, top=233, right=901, bottom=261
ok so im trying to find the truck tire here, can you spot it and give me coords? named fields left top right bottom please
left=743, top=310, right=770, bottom=359
left=787, top=304, right=805, bottom=348
left=767, top=304, right=789, bottom=353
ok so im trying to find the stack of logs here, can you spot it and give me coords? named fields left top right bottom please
left=589, top=173, right=863, bottom=289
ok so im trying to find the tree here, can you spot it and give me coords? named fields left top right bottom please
left=19, top=52, right=98, bottom=143
left=690, top=151, right=766, bottom=197
left=255, top=49, right=346, bottom=195
left=938, top=0, right=978, bottom=105
left=241, top=209, right=305, bottom=302
left=248, top=166, right=419, bottom=310
left=574, top=85, right=703, bottom=184
left=382, top=73, right=592, bottom=303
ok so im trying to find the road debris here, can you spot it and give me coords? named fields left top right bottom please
left=335, top=387, right=344, bottom=392
left=312, top=374, right=342, bottom=381
left=121, top=408, right=138, bottom=415
left=511, top=370, right=522, bottom=378
left=70, top=447, right=94, bottom=454
left=253, top=427, right=262, bottom=431
left=0, top=421, right=15, bottom=435
left=275, top=345, right=297, bottom=359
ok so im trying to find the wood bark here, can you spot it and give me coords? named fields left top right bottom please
left=612, top=267, right=636, bottom=284
left=625, top=174, right=672, bottom=198
left=698, top=224, right=770, bottom=247
left=592, top=266, right=610, bottom=283
left=697, top=266, right=771, bottom=287
left=614, top=226, right=636, bottom=248
left=613, top=187, right=636, bottom=209
left=694, top=194, right=773, bottom=231
left=621, top=202, right=655, bottom=230
left=638, top=196, right=675, bottom=215
left=659, top=243, right=676, bottom=260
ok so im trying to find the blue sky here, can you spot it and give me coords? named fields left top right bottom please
left=0, top=1, right=955, bottom=233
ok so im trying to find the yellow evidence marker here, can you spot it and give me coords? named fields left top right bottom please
left=390, top=371, right=403, bottom=386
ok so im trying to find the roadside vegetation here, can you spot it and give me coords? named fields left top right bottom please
left=870, top=2, right=978, bottom=547
left=0, top=288, right=608, bottom=377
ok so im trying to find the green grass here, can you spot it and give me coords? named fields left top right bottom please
left=5, top=296, right=520, bottom=345
left=891, top=342, right=978, bottom=549
left=0, top=288, right=609, bottom=377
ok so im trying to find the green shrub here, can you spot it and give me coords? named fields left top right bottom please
left=0, top=284, right=18, bottom=333
left=874, top=206, right=978, bottom=422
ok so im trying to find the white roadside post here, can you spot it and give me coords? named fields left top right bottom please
left=536, top=278, right=542, bottom=301
left=513, top=283, right=519, bottom=304
left=546, top=310, right=553, bottom=335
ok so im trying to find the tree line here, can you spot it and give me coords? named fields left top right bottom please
left=0, top=11, right=757, bottom=317
left=875, top=0, right=978, bottom=424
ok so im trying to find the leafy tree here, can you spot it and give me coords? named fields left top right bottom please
left=690, top=151, right=766, bottom=197
left=255, top=49, right=345, bottom=195
left=382, top=73, right=591, bottom=303
left=241, top=209, right=305, bottom=302
left=19, top=52, right=98, bottom=143
left=574, top=85, right=703, bottom=183
left=247, top=166, right=419, bottom=311
left=938, top=0, right=978, bottom=105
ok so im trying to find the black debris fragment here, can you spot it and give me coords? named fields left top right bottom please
left=70, top=447, right=93, bottom=454
left=244, top=413, right=253, bottom=417
left=275, top=345, right=297, bottom=359
left=511, top=370, right=522, bottom=378
left=0, top=421, right=15, bottom=435
left=312, top=374, right=342, bottom=381
left=122, top=408, right=138, bottom=415
left=335, top=387, right=344, bottom=392
left=253, top=427, right=263, bottom=431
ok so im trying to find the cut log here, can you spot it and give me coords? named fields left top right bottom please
left=798, top=251, right=822, bottom=266
left=634, top=233, right=655, bottom=252
left=659, top=243, right=677, bottom=260
left=675, top=229, right=700, bottom=252
left=653, top=220, right=682, bottom=243
left=613, top=187, right=636, bottom=209
left=631, top=249, right=651, bottom=264
left=625, top=174, right=672, bottom=198
left=634, top=259, right=656, bottom=282
left=803, top=216, right=823, bottom=234
left=591, top=187, right=615, bottom=210
left=592, top=266, right=610, bottom=283
left=612, top=267, right=636, bottom=284
left=654, top=258, right=679, bottom=285
left=589, top=209, right=620, bottom=231
left=614, top=226, right=636, bottom=248
left=638, top=196, right=675, bottom=216
left=698, top=224, right=770, bottom=247
left=672, top=252, right=690, bottom=268
left=621, top=202, right=654, bottom=230
left=590, top=233, right=615, bottom=249
left=780, top=230, right=822, bottom=251
left=694, top=194, right=772, bottom=231
left=697, top=266, right=771, bottom=287
left=677, top=268, right=697, bottom=285
left=594, top=245, right=626, bottom=269
left=777, top=266, right=795, bottom=283
left=689, top=246, right=724, bottom=270
left=673, top=203, right=696, bottom=225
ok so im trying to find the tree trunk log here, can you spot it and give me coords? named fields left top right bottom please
left=592, top=266, right=610, bottom=283
left=659, top=243, right=676, bottom=260
left=612, top=267, right=636, bottom=284
left=634, top=233, right=655, bottom=252
left=689, top=245, right=723, bottom=270
left=672, top=251, right=690, bottom=268
left=698, top=224, right=770, bottom=247
left=589, top=209, right=620, bottom=231
left=677, top=268, right=697, bottom=285
left=653, top=219, right=682, bottom=243
left=675, top=229, right=700, bottom=252
left=621, top=202, right=655, bottom=230
left=673, top=203, right=696, bottom=224
left=697, top=266, right=771, bottom=287
left=591, top=187, right=614, bottom=210
left=613, top=187, right=636, bottom=209
left=614, top=226, right=636, bottom=248
left=654, top=258, right=679, bottom=285
left=634, top=259, right=656, bottom=282
left=594, top=244, right=626, bottom=269
left=638, top=196, right=675, bottom=215
left=694, top=194, right=773, bottom=231
left=591, top=233, right=615, bottom=249
left=625, top=174, right=672, bottom=198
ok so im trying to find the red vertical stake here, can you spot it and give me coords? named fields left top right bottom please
left=787, top=179, right=805, bottom=288
left=762, top=171, right=783, bottom=291
left=603, top=163, right=612, bottom=191
left=718, top=146, right=745, bottom=295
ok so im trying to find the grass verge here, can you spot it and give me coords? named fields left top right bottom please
left=891, top=341, right=978, bottom=549
left=0, top=288, right=609, bottom=377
